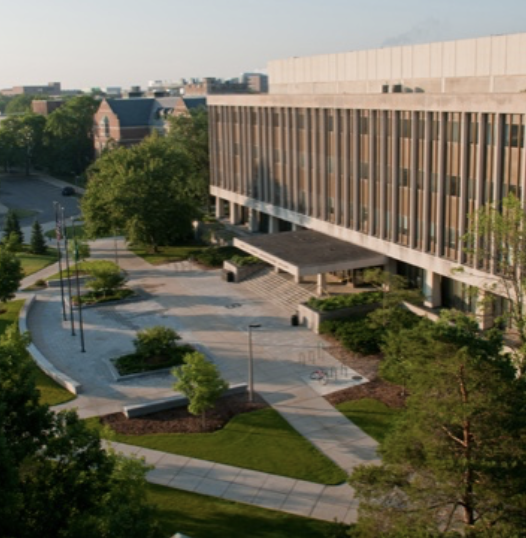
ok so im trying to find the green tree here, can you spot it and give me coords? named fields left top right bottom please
left=4, top=94, right=34, bottom=115
left=68, top=238, right=90, bottom=261
left=44, top=95, right=99, bottom=175
left=350, top=314, right=526, bottom=537
left=462, top=192, right=526, bottom=374
left=29, top=219, right=47, bottom=254
left=166, top=107, right=209, bottom=207
left=134, top=326, right=181, bottom=358
left=83, top=260, right=126, bottom=297
left=363, top=268, right=422, bottom=331
left=0, top=114, right=46, bottom=174
left=0, top=326, right=161, bottom=538
left=2, top=209, right=24, bottom=245
left=0, top=248, right=24, bottom=302
left=173, top=351, right=229, bottom=426
left=82, top=134, right=199, bottom=251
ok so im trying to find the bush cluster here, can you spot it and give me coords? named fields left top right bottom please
left=229, top=254, right=261, bottom=267
left=133, top=326, right=181, bottom=358
left=193, top=246, right=244, bottom=267
left=307, top=291, right=383, bottom=312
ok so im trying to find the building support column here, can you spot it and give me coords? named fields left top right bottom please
left=476, top=290, right=494, bottom=330
left=268, top=216, right=279, bottom=234
left=215, top=197, right=225, bottom=218
left=423, top=270, right=442, bottom=308
left=248, top=208, right=259, bottom=232
left=229, top=202, right=240, bottom=225
left=316, top=273, right=326, bottom=296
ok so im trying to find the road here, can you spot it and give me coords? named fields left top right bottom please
left=0, top=173, right=80, bottom=229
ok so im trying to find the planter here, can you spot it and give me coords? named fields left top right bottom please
left=223, top=260, right=266, bottom=283
left=298, top=302, right=380, bottom=334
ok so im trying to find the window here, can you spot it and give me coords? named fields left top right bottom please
left=100, top=116, right=110, bottom=138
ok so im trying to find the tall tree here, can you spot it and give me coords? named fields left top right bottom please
left=0, top=114, right=46, bottom=174
left=82, top=134, right=199, bottom=251
left=0, top=325, right=161, bottom=538
left=166, top=107, right=209, bottom=207
left=350, top=313, right=526, bottom=537
left=29, top=220, right=47, bottom=254
left=462, top=192, right=526, bottom=374
left=0, top=248, right=24, bottom=303
left=2, top=209, right=24, bottom=245
left=44, top=95, right=99, bottom=175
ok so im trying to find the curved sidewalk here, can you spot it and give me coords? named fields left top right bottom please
left=25, top=238, right=379, bottom=522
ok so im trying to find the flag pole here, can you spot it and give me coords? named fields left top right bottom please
left=61, top=206, right=75, bottom=336
left=53, top=201, right=67, bottom=322
left=71, top=217, right=86, bottom=353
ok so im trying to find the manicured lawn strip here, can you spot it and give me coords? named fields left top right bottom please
left=90, top=408, right=347, bottom=485
left=0, top=299, right=75, bottom=406
left=17, top=248, right=58, bottom=276
left=148, top=484, right=347, bottom=538
left=130, top=244, right=204, bottom=265
left=12, top=208, right=38, bottom=219
left=336, top=398, right=402, bottom=443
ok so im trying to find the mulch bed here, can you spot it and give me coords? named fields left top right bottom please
left=320, top=333, right=407, bottom=409
left=100, top=393, right=268, bottom=435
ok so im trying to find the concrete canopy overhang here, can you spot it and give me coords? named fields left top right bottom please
left=234, top=230, right=387, bottom=277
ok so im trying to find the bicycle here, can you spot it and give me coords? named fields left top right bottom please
left=310, top=369, right=329, bottom=385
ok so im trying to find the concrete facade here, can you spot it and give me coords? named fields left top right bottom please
left=209, top=33, right=526, bottom=319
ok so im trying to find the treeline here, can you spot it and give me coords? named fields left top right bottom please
left=0, top=95, right=99, bottom=177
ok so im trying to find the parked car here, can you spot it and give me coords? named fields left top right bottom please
left=62, top=186, right=75, bottom=196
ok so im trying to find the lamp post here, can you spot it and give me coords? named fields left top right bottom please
left=248, top=323, right=261, bottom=403
left=71, top=217, right=86, bottom=353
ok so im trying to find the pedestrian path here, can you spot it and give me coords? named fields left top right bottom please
left=110, top=442, right=357, bottom=524
left=24, top=238, right=380, bottom=522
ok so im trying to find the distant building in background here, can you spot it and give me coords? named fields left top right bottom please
left=242, top=73, right=269, bottom=93
left=182, top=77, right=249, bottom=96
left=1, top=82, right=61, bottom=97
left=31, top=99, right=64, bottom=116
left=93, top=95, right=206, bottom=154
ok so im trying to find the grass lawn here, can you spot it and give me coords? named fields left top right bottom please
left=12, top=208, right=38, bottom=219
left=0, top=299, right=75, bottom=406
left=130, top=243, right=204, bottom=265
left=89, top=407, right=347, bottom=485
left=45, top=224, right=86, bottom=240
left=336, top=398, right=402, bottom=443
left=17, top=248, right=57, bottom=276
left=148, top=484, right=348, bottom=538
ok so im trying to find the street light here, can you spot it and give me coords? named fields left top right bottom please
left=248, top=323, right=261, bottom=403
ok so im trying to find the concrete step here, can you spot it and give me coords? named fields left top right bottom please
left=241, top=267, right=317, bottom=314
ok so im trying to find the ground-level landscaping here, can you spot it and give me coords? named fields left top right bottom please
left=88, top=394, right=347, bottom=485
left=148, top=484, right=348, bottom=538
left=17, top=247, right=57, bottom=277
left=0, top=299, right=75, bottom=406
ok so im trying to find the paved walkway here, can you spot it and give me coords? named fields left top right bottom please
left=24, top=238, right=379, bottom=523
left=111, top=442, right=357, bottom=523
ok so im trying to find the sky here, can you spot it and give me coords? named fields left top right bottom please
left=1, top=0, right=525, bottom=90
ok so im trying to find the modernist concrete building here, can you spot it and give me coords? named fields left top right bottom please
left=209, top=33, right=526, bottom=324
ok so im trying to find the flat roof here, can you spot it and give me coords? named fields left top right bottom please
left=234, top=230, right=387, bottom=277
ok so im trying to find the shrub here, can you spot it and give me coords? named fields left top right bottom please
left=306, top=291, right=383, bottom=312
left=83, top=260, right=126, bottom=297
left=133, top=326, right=182, bottom=358
left=194, top=246, right=244, bottom=267
left=229, top=254, right=261, bottom=266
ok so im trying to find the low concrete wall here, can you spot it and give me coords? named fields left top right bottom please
left=123, top=383, right=248, bottom=418
left=19, top=295, right=82, bottom=395
left=298, top=302, right=379, bottom=334
left=223, top=260, right=265, bottom=283
left=47, top=275, right=89, bottom=288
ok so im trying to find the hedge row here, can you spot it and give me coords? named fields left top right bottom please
left=306, top=291, right=383, bottom=312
